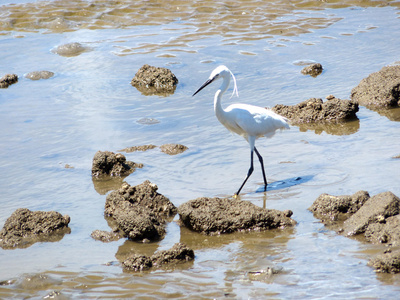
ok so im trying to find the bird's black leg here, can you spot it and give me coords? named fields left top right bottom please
left=235, top=150, right=254, bottom=196
left=254, top=147, right=267, bottom=191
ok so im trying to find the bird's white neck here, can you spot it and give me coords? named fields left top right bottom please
left=214, top=75, right=230, bottom=121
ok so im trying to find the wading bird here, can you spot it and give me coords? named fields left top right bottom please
left=192, top=65, right=290, bottom=196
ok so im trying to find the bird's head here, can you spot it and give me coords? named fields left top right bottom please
left=192, top=65, right=238, bottom=98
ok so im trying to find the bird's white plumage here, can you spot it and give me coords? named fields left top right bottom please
left=223, top=103, right=289, bottom=140
left=205, top=66, right=289, bottom=150
left=192, top=65, right=289, bottom=195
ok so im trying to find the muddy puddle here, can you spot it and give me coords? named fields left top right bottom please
left=1, top=0, right=400, bottom=298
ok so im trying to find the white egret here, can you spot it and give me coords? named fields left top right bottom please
left=192, top=65, right=290, bottom=196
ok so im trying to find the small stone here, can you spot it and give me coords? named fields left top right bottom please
left=52, top=42, right=89, bottom=57
left=160, top=144, right=188, bottom=155
left=25, top=71, right=54, bottom=80
left=301, top=63, right=323, bottom=77
left=131, top=64, right=178, bottom=96
left=91, top=150, right=142, bottom=178
left=0, top=74, right=18, bottom=88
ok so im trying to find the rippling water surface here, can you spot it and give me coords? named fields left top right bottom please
left=1, top=0, right=400, bottom=298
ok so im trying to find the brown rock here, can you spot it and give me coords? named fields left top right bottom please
left=368, top=250, right=400, bottom=273
left=309, top=191, right=370, bottom=223
left=122, top=254, right=153, bottom=271
left=104, top=181, right=177, bottom=241
left=91, top=150, right=143, bottom=178
left=151, top=242, right=195, bottom=267
left=342, top=192, right=400, bottom=236
left=122, top=242, right=194, bottom=271
left=90, top=229, right=122, bottom=242
left=301, top=63, right=323, bottom=77
left=351, top=65, right=400, bottom=109
left=364, top=215, right=400, bottom=245
left=273, top=97, right=359, bottom=124
left=0, top=74, right=18, bottom=88
left=0, top=208, right=70, bottom=249
left=131, top=64, right=178, bottom=96
left=160, top=143, right=188, bottom=155
left=178, top=197, right=296, bottom=235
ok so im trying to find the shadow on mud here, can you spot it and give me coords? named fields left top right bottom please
left=255, top=175, right=315, bottom=193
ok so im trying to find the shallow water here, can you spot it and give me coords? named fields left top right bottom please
left=1, top=0, right=400, bottom=298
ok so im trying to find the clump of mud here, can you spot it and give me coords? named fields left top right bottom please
left=122, top=242, right=194, bottom=271
left=91, top=150, right=143, bottom=178
left=25, top=71, right=54, bottom=80
left=273, top=97, right=359, bottom=124
left=309, top=191, right=400, bottom=273
left=96, top=181, right=177, bottom=242
left=0, top=208, right=70, bottom=249
left=51, top=42, right=89, bottom=57
left=178, top=197, right=295, bottom=235
left=0, top=74, right=18, bottom=88
left=131, top=64, right=178, bottom=96
left=301, top=63, right=323, bottom=77
left=351, top=65, right=400, bottom=109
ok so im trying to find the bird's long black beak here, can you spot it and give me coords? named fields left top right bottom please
left=192, top=78, right=214, bottom=96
